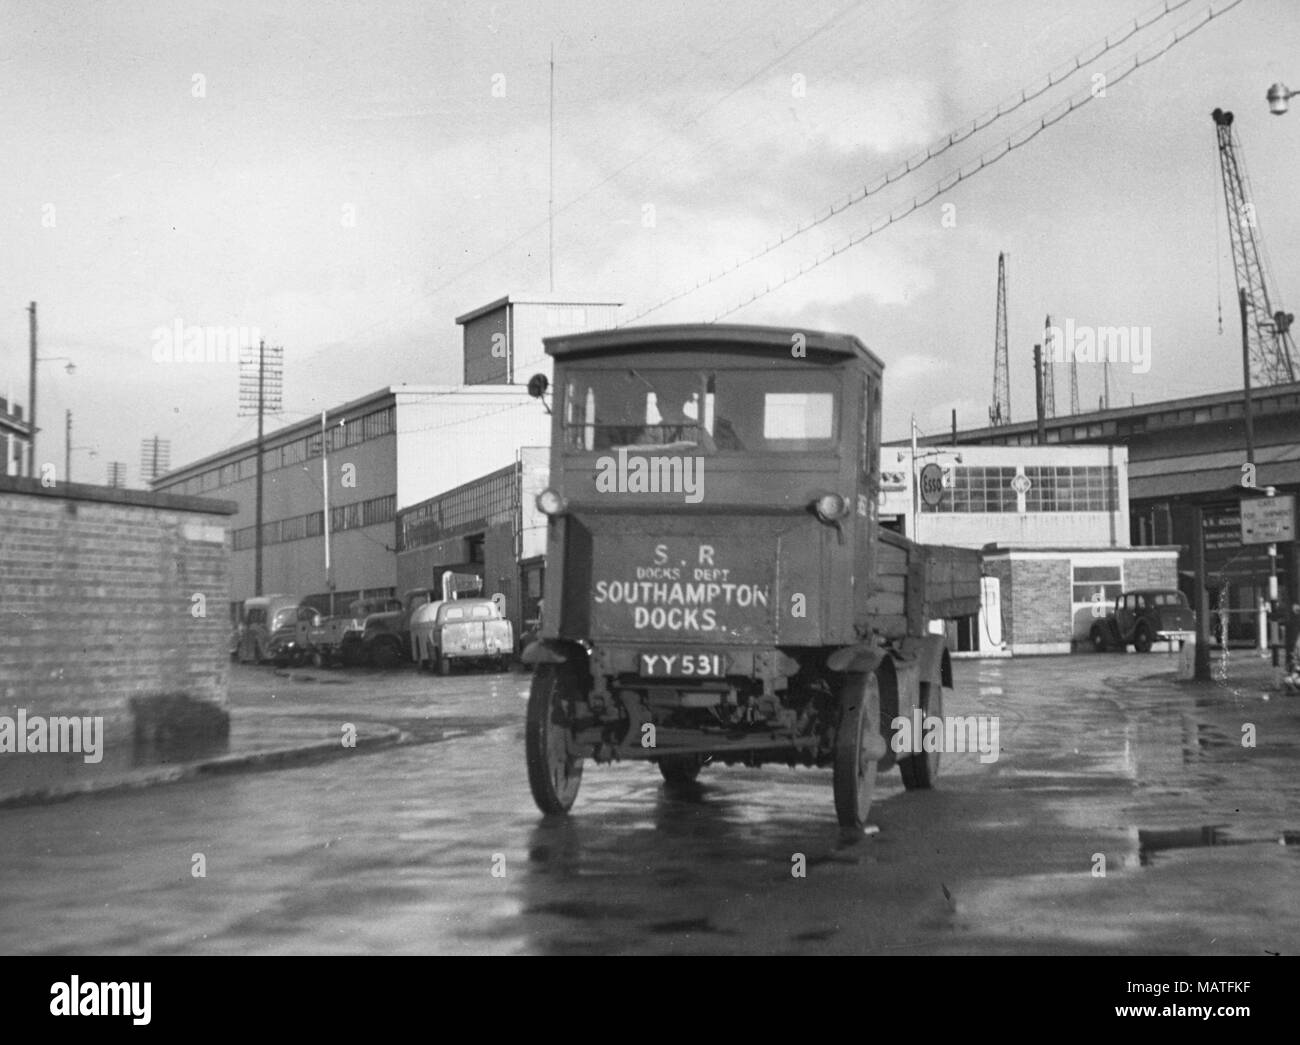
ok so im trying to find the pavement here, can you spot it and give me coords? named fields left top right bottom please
left=0, top=647, right=1293, bottom=810
left=0, top=677, right=407, bottom=810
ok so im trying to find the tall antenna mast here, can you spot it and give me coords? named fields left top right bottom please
left=989, top=253, right=1010, bottom=426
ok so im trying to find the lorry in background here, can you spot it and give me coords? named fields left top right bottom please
left=361, top=573, right=484, bottom=669
left=521, top=324, right=983, bottom=828
left=411, top=592, right=514, bottom=675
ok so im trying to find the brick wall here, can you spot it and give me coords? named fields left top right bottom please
left=1008, top=558, right=1073, bottom=646
left=1123, top=553, right=1179, bottom=591
left=0, top=477, right=236, bottom=790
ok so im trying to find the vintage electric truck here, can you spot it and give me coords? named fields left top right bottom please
left=521, top=324, right=982, bottom=827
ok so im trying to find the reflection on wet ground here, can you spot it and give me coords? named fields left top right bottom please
left=0, top=655, right=1296, bottom=954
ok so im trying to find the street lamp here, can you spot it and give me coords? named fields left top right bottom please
left=27, top=347, right=77, bottom=476
left=1267, top=82, right=1294, bottom=115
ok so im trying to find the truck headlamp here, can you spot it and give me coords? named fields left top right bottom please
left=536, top=488, right=567, bottom=516
left=814, top=493, right=848, bottom=522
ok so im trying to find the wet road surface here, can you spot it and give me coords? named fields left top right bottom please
left=1, top=654, right=1297, bottom=954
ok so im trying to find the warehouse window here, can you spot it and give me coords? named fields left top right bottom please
left=924, top=466, right=1018, bottom=513
left=1024, top=466, right=1118, bottom=512
left=1072, top=564, right=1123, bottom=606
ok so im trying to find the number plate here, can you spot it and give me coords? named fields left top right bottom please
left=639, top=651, right=730, bottom=678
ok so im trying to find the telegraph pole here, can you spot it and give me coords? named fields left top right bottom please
left=255, top=340, right=265, bottom=595
left=27, top=302, right=36, bottom=477
left=237, top=339, right=282, bottom=599
left=65, top=410, right=71, bottom=482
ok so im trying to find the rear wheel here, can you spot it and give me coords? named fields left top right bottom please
left=899, top=677, right=943, bottom=790
left=658, top=753, right=707, bottom=784
left=526, top=663, right=585, bottom=814
left=833, top=671, right=883, bottom=829
left=1133, top=623, right=1153, bottom=653
left=437, top=653, right=451, bottom=676
left=1090, top=624, right=1110, bottom=652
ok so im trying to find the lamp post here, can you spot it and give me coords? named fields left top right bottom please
left=899, top=418, right=962, bottom=540
left=28, top=336, right=75, bottom=478
left=1267, top=82, right=1294, bottom=115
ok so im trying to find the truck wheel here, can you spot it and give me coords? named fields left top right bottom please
left=311, top=650, right=325, bottom=669
left=437, top=653, right=451, bottom=676
left=1133, top=623, right=1153, bottom=653
left=658, top=753, right=707, bottom=784
left=373, top=641, right=402, bottom=671
left=833, top=671, right=884, bottom=829
left=899, top=678, right=943, bottom=790
left=1090, top=624, right=1109, bottom=652
left=526, top=663, right=584, bottom=814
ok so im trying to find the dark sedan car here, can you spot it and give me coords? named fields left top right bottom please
left=1090, top=589, right=1197, bottom=653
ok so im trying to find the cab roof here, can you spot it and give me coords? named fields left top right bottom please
left=543, top=323, right=884, bottom=371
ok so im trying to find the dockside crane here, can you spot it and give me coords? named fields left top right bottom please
left=1212, top=108, right=1297, bottom=386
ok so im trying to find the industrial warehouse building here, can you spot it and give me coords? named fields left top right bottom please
left=151, top=295, right=620, bottom=637
left=881, top=443, right=1179, bottom=655
left=912, top=379, right=1300, bottom=650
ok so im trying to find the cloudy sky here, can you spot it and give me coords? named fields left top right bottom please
left=1, top=0, right=1297, bottom=481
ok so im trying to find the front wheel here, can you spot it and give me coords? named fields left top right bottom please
left=525, top=663, right=585, bottom=814
left=1133, top=623, right=1153, bottom=653
left=833, top=671, right=883, bottom=829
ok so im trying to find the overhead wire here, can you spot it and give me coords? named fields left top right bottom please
left=704, top=0, right=1246, bottom=321
left=619, top=0, right=1203, bottom=326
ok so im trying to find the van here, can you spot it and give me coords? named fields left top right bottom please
left=237, top=594, right=302, bottom=664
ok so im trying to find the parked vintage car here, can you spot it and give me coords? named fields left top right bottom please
left=236, top=594, right=303, bottom=664
left=411, top=597, right=514, bottom=675
left=1090, top=589, right=1197, bottom=652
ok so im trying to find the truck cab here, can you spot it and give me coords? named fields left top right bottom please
left=523, top=324, right=980, bottom=827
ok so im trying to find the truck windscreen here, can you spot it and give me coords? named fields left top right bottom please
left=563, top=368, right=838, bottom=454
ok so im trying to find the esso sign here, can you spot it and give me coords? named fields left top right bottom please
left=919, top=463, right=945, bottom=507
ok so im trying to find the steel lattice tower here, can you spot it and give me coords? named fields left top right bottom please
left=1042, top=313, right=1056, bottom=418
left=1212, top=108, right=1297, bottom=386
left=989, top=252, right=1010, bottom=425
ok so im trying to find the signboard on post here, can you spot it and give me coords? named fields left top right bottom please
left=1240, top=495, right=1296, bottom=545
left=919, top=463, right=945, bottom=507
